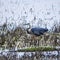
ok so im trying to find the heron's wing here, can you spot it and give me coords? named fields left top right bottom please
left=31, top=28, right=44, bottom=35
left=33, top=31, right=40, bottom=35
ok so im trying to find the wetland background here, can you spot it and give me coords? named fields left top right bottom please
left=0, top=0, right=60, bottom=60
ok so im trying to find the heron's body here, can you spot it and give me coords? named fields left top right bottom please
left=31, top=28, right=48, bottom=36
left=24, top=23, right=48, bottom=36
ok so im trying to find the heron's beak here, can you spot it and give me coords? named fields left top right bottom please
left=23, top=23, right=30, bottom=25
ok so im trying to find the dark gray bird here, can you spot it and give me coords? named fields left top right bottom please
left=24, top=23, right=48, bottom=36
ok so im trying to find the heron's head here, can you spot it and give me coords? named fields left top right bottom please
left=23, top=23, right=31, bottom=29
left=23, top=23, right=30, bottom=25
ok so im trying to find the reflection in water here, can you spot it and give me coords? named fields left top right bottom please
left=0, top=51, right=60, bottom=60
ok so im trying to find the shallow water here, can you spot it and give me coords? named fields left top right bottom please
left=0, top=51, right=60, bottom=60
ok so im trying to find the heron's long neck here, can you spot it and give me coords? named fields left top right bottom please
left=27, top=24, right=31, bottom=34
left=27, top=28, right=31, bottom=34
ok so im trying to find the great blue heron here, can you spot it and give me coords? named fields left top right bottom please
left=24, top=23, right=48, bottom=36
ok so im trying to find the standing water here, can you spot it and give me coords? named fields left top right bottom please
left=0, top=51, right=60, bottom=60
